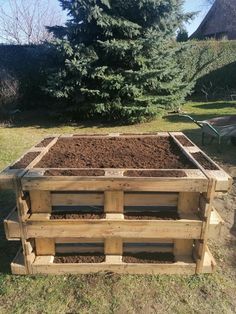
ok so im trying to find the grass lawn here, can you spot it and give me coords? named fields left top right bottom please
left=0, top=101, right=236, bottom=313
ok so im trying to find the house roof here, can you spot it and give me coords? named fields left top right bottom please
left=191, top=0, right=236, bottom=40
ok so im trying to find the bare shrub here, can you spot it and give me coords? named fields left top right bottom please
left=0, top=68, right=19, bottom=114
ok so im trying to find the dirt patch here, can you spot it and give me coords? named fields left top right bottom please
left=175, top=135, right=194, bottom=147
left=54, top=253, right=105, bottom=263
left=10, top=152, right=40, bottom=169
left=122, top=252, right=175, bottom=263
left=124, top=170, right=186, bottom=177
left=124, top=211, right=179, bottom=220
left=35, top=137, right=54, bottom=147
left=51, top=212, right=105, bottom=219
left=35, top=137, right=197, bottom=169
left=192, top=152, right=219, bottom=170
left=44, top=169, right=105, bottom=176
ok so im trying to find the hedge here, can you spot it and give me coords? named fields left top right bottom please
left=0, top=40, right=236, bottom=115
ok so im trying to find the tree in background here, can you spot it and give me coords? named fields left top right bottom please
left=46, top=0, right=193, bottom=123
left=177, top=28, right=189, bottom=42
left=0, top=0, right=63, bottom=44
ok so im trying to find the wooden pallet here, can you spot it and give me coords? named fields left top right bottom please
left=11, top=243, right=216, bottom=275
left=0, top=132, right=231, bottom=275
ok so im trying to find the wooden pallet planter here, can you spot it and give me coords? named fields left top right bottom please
left=0, top=132, right=231, bottom=275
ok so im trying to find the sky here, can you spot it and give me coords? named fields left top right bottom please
left=0, top=0, right=212, bottom=36
left=183, top=0, right=211, bottom=35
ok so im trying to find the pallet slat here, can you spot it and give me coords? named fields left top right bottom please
left=25, top=219, right=203, bottom=239
left=4, top=208, right=21, bottom=241
left=11, top=249, right=27, bottom=275
left=21, top=177, right=208, bottom=192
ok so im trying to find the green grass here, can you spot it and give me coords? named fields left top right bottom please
left=0, top=101, right=236, bottom=313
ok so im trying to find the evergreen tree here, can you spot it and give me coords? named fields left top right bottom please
left=177, top=28, right=189, bottom=42
left=46, top=0, right=192, bottom=123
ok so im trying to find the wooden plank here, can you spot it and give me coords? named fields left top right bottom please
left=209, top=208, right=224, bottom=239
left=21, top=177, right=208, bottom=192
left=196, top=179, right=216, bottom=273
left=52, top=192, right=104, bottom=206
left=124, top=192, right=178, bottom=206
left=106, top=213, right=124, bottom=220
left=4, top=207, right=20, bottom=240
left=14, top=178, right=32, bottom=274
left=25, top=219, right=202, bottom=239
left=178, top=192, right=200, bottom=215
left=32, top=255, right=196, bottom=275
left=29, top=213, right=51, bottom=221
left=105, top=238, right=123, bottom=255
left=104, top=191, right=124, bottom=213
left=35, top=239, right=55, bottom=255
left=55, top=238, right=104, bottom=243
left=171, top=133, right=232, bottom=192
left=11, top=249, right=27, bottom=275
left=0, top=168, right=18, bottom=190
left=174, top=240, right=193, bottom=258
left=54, top=238, right=173, bottom=244
left=106, top=255, right=122, bottom=263
left=25, top=240, right=34, bottom=255
left=206, top=170, right=233, bottom=192
left=30, top=191, right=51, bottom=213
left=201, top=246, right=217, bottom=273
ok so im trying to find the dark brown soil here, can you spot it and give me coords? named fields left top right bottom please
left=192, top=152, right=219, bottom=170
left=122, top=252, right=175, bottom=263
left=35, top=137, right=197, bottom=169
left=35, top=137, right=54, bottom=147
left=120, top=133, right=157, bottom=136
left=44, top=169, right=105, bottom=176
left=54, top=253, right=105, bottom=263
left=73, top=134, right=109, bottom=137
left=175, top=135, right=194, bottom=147
left=124, top=170, right=186, bottom=177
left=10, top=152, right=40, bottom=169
left=51, top=212, right=105, bottom=219
left=124, top=211, right=179, bottom=220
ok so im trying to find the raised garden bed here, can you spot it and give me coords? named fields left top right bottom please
left=0, top=132, right=231, bottom=275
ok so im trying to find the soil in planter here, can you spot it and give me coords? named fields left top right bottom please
left=73, top=134, right=109, bottom=137
left=10, top=152, right=40, bottom=169
left=124, top=170, right=186, bottom=177
left=54, top=253, right=105, bottom=263
left=192, top=152, right=218, bottom=170
left=44, top=169, right=105, bottom=176
left=175, top=135, right=194, bottom=147
left=35, top=137, right=197, bottom=169
left=122, top=252, right=175, bottom=263
left=51, top=212, right=105, bottom=219
left=35, top=137, right=54, bottom=147
left=124, top=211, right=180, bottom=220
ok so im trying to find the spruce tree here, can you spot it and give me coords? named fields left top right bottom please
left=46, top=0, right=191, bottom=123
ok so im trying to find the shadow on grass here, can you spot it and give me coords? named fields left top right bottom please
left=1, top=110, right=133, bottom=130
left=193, top=102, right=236, bottom=110
left=0, top=190, right=19, bottom=274
left=164, top=113, right=236, bottom=125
